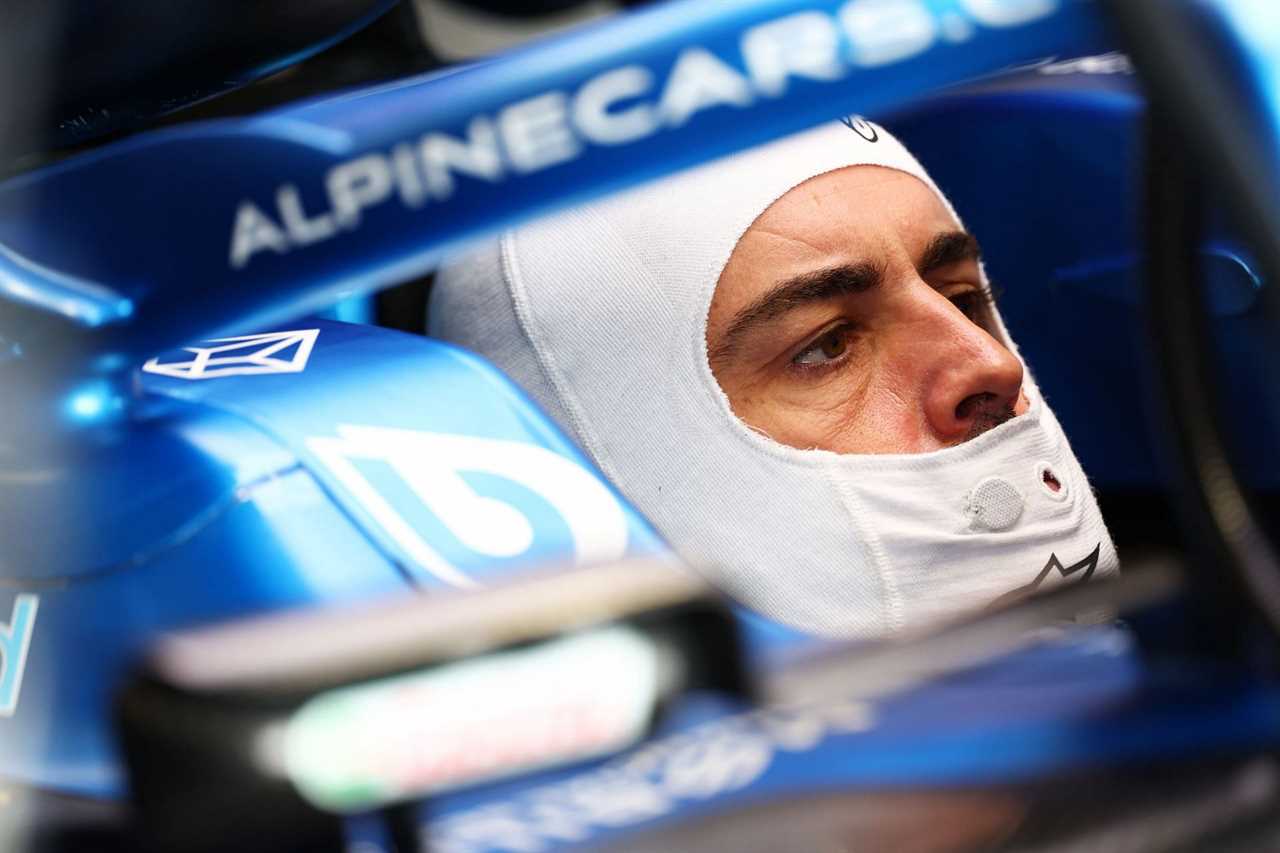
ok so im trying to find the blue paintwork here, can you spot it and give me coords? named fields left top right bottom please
left=0, top=0, right=1111, bottom=405
left=0, top=0, right=1112, bottom=807
left=2, top=0, right=1280, bottom=849
left=0, top=320, right=665, bottom=795
left=1197, top=0, right=1280, bottom=223
left=417, top=626, right=1280, bottom=852
left=140, top=320, right=666, bottom=585
left=0, top=402, right=408, bottom=793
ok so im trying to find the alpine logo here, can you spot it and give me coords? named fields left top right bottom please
left=990, top=542, right=1101, bottom=608
left=840, top=115, right=879, bottom=141
left=1032, top=542, right=1102, bottom=589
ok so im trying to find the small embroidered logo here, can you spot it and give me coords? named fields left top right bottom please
left=840, top=116, right=879, bottom=142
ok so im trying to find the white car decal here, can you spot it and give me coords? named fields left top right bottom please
left=0, top=594, right=39, bottom=717
left=142, top=328, right=319, bottom=379
left=306, top=425, right=630, bottom=588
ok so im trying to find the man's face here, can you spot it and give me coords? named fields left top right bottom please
left=706, top=165, right=1029, bottom=455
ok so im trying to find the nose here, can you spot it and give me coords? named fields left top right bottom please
left=917, top=297, right=1025, bottom=444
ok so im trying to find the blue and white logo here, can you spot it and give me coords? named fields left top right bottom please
left=306, top=426, right=630, bottom=588
left=0, top=594, right=39, bottom=717
left=142, top=328, right=320, bottom=379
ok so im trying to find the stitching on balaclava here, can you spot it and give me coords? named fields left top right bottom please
left=501, top=228, right=619, bottom=485
left=824, top=463, right=906, bottom=633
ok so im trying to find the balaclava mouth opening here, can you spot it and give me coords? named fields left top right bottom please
left=430, top=118, right=1119, bottom=639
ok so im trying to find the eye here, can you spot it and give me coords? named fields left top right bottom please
left=793, top=324, right=854, bottom=369
left=948, top=288, right=995, bottom=324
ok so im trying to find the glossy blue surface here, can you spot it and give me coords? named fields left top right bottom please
left=420, top=627, right=1280, bottom=852
left=0, top=321, right=665, bottom=794
left=0, top=0, right=1111, bottom=397
left=140, top=320, right=666, bottom=587
left=0, top=0, right=1123, bottom=805
left=1199, top=0, right=1280, bottom=230
left=3, top=1, right=1280, bottom=848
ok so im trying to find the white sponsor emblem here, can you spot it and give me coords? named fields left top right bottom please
left=0, top=594, right=39, bottom=718
left=306, top=425, right=630, bottom=588
left=142, top=328, right=320, bottom=380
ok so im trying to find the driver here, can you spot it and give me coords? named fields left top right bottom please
left=430, top=119, right=1118, bottom=638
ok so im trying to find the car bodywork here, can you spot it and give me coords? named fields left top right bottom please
left=4, top=1, right=1280, bottom=851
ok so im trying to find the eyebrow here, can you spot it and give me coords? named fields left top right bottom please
left=709, top=230, right=982, bottom=368
left=918, top=230, right=982, bottom=276
left=710, top=261, right=882, bottom=367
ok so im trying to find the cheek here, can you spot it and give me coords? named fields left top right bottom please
left=819, top=363, right=930, bottom=453
left=728, top=349, right=932, bottom=454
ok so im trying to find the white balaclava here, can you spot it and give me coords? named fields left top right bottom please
left=430, top=119, right=1119, bottom=639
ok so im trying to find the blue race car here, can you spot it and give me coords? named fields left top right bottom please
left=4, top=2, right=1280, bottom=851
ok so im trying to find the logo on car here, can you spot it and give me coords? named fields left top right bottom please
left=306, top=425, right=630, bottom=588
left=0, top=594, right=39, bottom=717
left=142, top=328, right=320, bottom=380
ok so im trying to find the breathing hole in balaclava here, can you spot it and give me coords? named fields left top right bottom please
left=1043, top=468, right=1062, bottom=493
